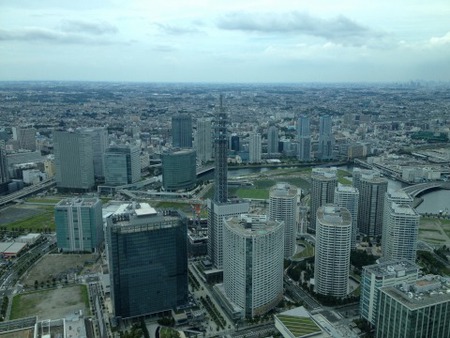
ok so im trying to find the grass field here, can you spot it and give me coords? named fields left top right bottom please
left=25, top=198, right=62, bottom=204
left=160, top=327, right=180, bottom=338
left=419, top=218, right=450, bottom=246
left=1, top=206, right=55, bottom=232
left=337, top=169, right=352, bottom=185
left=276, top=315, right=321, bottom=336
left=254, top=179, right=277, bottom=189
left=294, top=240, right=314, bottom=259
left=235, top=188, right=269, bottom=200
left=10, top=285, right=89, bottom=320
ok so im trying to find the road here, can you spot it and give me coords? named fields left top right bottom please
left=0, top=178, right=55, bottom=207
left=284, top=279, right=321, bottom=311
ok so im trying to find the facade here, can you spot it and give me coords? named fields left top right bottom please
left=249, top=133, right=262, bottom=164
left=172, top=114, right=192, bottom=148
left=382, top=190, right=419, bottom=262
left=104, top=144, right=141, bottom=186
left=297, top=115, right=311, bottom=161
left=269, top=183, right=299, bottom=258
left=196, top=118, right=213, bottom=163
left=214, top=97, right=228, bottom=203
left=360, top=260, right=420, bottom=325
left=353, top=169, right=388, bottom=237
left=0, top=146, right=9, bottom=185
left=309, top=167, right=337, bottom=232
left=106, top=203, right=188, bottom=319
left=314, top=205, right=351, bottom=298
left=79, top=127, right=108, bottom=180
left=267, top=125, right=279, bottom=155
left=207, top=200, right=250, bottom=269
left=230, top=133, right=240, bottom=151
left=55, top=198, right=103, bottom=252
left=223, top=215, right=284, bottom=318
left=53, top=130, right=95, bottom=192
left=376, top=275, right=450, bottom=338
left=161, top=149, right=196, bottom=191
left=318, top=115, right=334, bottom=160
left=12, top=126, right=36, bottom=151
left=334, top=184, right=359, bottom=248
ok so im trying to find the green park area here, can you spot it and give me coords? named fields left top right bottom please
left=0, top=206, right=55, bottom=232
left=276, top=315, right=321, bottom=337
left=294, top=240, right=314, bottom=259
left=160, top=327, right=181, bottom=338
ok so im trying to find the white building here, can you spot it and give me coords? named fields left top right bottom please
left=249, top=133, right=262, bottom=163
left=207, top=200, right=250, bottom=269
left=382, top=190, right=419, bottom=262
left=334, top=184, right=359, bottom=248
left=314, top=204, right=351, bottom=298
left=223, top=214, right=284, bottom=318
left=310, top=167, right=337, bottom=232
left=269, top=183, right=299, bottom=258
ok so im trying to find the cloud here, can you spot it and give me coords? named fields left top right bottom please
left=217, top=11, right=383, bottom=45
left=60, top=20, right=118, bottom=35
left=151, top=44, right=178, bottom=52
left=155, top=23, right=202, bottom=35
left=429, top=32, right=450, bottom=46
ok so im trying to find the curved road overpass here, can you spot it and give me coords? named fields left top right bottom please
left=402, top=181, right=450, bottom=197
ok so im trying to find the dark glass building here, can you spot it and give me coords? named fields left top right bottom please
left=106, top=203, right=188, bottom=319
left=161, top=149, right=196, bottom=191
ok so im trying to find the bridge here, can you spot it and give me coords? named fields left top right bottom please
left=196, top=165, right=215, bottom=176
left=0, top=178, right=56, bottom=208
left=402, top=181, right=450, bottom=197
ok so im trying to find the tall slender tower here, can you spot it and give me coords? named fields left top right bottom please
left=267, top=125, right=279, bottom=155
left=249, top=133, right=262, bottom=163
left=172, top=114, right=193, bottom=148
left=297, top=116, right=311, bottom=161
left=309, top=167, right=337, bottom=232
left=214, top=95, right=228, bottom=204
left=334, top=184, right=359, bottom=249
left=196, top=118, right=213, bottom=164
left=318, top=115, right=334, bottom=160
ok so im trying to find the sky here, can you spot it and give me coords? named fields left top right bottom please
left=1, top=0, right=450, bottom=83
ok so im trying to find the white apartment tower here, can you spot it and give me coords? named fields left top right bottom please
left=249, top=133, right=262, bottom=164
left=269, top=183, right=299, bottom=258
left=334, top=184, right=359, bottom=248
left=382, top=190, right=419, bottom=262
left=309, top=167, right=337, bottom=232
left=314, top=204, right=351, bottom=298
left=223, top=215, right=284, bottom=318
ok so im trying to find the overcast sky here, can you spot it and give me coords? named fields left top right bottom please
left=1, top=0, right=449, bottom=83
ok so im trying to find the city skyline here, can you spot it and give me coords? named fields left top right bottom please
left=1, top=1, right=450, bottom=83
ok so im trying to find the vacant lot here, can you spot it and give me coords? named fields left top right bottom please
left=419, top=218, right=450, bottom=246
left=11, top=285, right=88, bottom=320
left=0, top=205, right=54, bottom=232
left=22, top=253, right=97, bottom=286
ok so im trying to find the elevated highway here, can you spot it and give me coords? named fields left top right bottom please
left=402, top=181, right=450, bottom=197
left=0, top=178, right=56, bottom=208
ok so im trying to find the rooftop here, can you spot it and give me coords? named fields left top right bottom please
left=317, top=205, right=351, bottom=227
left=363, top=260, right=419, bottom=277
left=225, top=214, right=282, bottom=237
left=56, top=197, right=100, bottom=208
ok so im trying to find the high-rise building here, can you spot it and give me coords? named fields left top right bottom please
left=309, top=167, right=337, bottom=232
left=334, top=184, right=359, bottom=248
left=106, top=203, right=188, bottom=319
left=0, top=146, right=9, bottom=185
left=249, top=133, right=262, bottom=164
left=79, top=127, right=108, bottom=180
left=314, top=204, right=351, bottom=298
left=230, top=133, right=240, bottom=151
left=267, top=125, right=279, bottom=155
left=55, top=198, right=103, bottom=252
left=269, top=183, right=298, bottom=258
left=376, top=275, right=450, bottom=338
left=297, top=116, right=311, bottom=161
left=360, top=260, right=419, bottom=325
left=104, top=144, right=141, bottom=186
left=318, top=115, right=334, bottom=160
left=382, top=190, right=419, bottom=262
left=172, top=114, right=192, bottom=148
left=196, top=118, right=213, bottom=163
left=223, top=214, right=284, bottom=318
left=208, top=97, right=249, bottom=269
left=161, top=149, right=196, bottom=191
left=53, top=130, right=95, bottom=192
left=354, top=169, right=388, bottom=237
left=12, top=126, right=36, bottom=151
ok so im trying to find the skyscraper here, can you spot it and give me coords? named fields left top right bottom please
left=207, top=96, right=249, bottom=269
left=223, top=215, right=284, bottom=318
left=107, top=203, right=188, bottom=319
left=172, top=114, right=192, bottom=148
left=196, top=118, right=213, bottom=163
left=269, top=183, right=298, bottom=258
left=104, top=144, right=141, bottom=186
left=230, top=133, right=240, bottom=151
left=249, top=133, right=262, bottom=164
left=0, top=146, right=9, bottom=185
left=55, top=197, right=103, bottom=252
left=360, top=260, right=419, bottom=325
left=267, top=125, right=279, bottom=155
left=314, top=205, right=351, bottom=298
left=382, top=190, right=419, bottom=262
left=53, top=130, right=95, bottom=192
left=318, top=115, right=334, bottom=160
left=334, top=184, right=359, bottom=248
left=12, top=126, right=37, bottom=151
left=354, top=169, right=388, bottom=237
left=297, top=116, right=311, bottom=161
left=161, top=149, right=196, bottom=191
left=309, top=167, right=337, bottom=232
left=377, top=276, right=450, bottom=338
left=79, top=127, right=108, bottom=180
